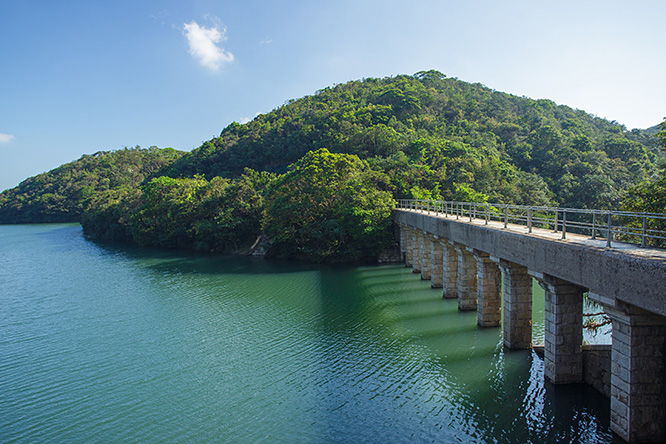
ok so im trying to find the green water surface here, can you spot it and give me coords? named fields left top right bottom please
left=0, top=224, right=614, bottom=443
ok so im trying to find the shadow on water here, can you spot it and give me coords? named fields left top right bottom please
left=311, top=264, right=614, bottom=444
left=81, top=230, right=322, bottom=276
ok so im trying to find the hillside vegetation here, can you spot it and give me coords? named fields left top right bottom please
left=1, top=71, right=663, bottom=261
left=164, top=70, right=660, bottom=209
left=0, top=147, right=183, bottom=223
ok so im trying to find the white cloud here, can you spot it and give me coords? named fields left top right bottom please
left=238, top=117, right=251, bottom=124
left=0, top=133, right=15, bottom=144
left=183, top=20, right=234, bottom=71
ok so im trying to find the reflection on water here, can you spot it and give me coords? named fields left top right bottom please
left=0, top=224, right=613, bottom=443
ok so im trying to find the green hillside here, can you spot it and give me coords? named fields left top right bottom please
left=0, top=146, right=183, bottom=223
left=0, top=71, right=662, bottom=261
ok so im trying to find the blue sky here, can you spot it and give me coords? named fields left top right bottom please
left=1, top=0, right=665, bottom=192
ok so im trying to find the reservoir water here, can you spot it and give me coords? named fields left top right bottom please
left=0, top=224, right=615, bottom=443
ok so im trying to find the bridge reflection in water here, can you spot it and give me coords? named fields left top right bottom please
left=394, top=200, right=666, bottom=444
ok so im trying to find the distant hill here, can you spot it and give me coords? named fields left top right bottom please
left=0, top=146, right=183, bottom=223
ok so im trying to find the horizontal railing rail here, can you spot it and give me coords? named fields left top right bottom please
left=396, top=199, right=666, bottom=249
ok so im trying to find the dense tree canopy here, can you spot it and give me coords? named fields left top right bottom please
left=163, top=71, right=660, bottom=209
left=81, top=169, right=273, bottom=253
left=263, top=149, right=394, bottom=262
left=621, top=119, right=666, bottom=246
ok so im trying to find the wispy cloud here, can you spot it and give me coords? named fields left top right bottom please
left=0, top=133, right=15, bottom=144
left=183, top=20, right=234, bottom=71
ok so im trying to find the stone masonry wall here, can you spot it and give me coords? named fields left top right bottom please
left=582, top=345, right=611, bottom=398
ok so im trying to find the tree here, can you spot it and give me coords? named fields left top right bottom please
left=263, top=149, right=395, bottom=262
left=657, top=118, right=666, bottom=151
left=619, top=119, right=666, bottom=246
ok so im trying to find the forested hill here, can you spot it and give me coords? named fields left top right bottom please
left=0, top=71, right=663, bottom=262
left=0, top=147, right=183, bottom=223
left=164, top=70, right=661, bottom=209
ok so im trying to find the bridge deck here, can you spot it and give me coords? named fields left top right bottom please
left=395, top=208, right=666, bottom=318
left=405, top=208, right=666, bottom=261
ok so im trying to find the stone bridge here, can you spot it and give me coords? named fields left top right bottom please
left=394, top=201, right=666, bottom=443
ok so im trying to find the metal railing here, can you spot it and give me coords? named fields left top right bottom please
left=396, top=199, right=666, bottom=249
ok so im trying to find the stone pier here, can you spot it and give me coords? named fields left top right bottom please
left=455, top=245, right=477, bottom=311
left=534, top=273, right=584, bottom=384
left=399, top=223, right=407, bottom=263
left=404, top=225, right=413, bottom=267
left=600, top=301, right=666, bottom=443
left=495, top=259, right=533, bottom=349
left=442, top=241, right=458, bottom=299
left=420, top=232, right=432, bottom=280
left=430, top=238, right=443, bottom=288
left=412, top=230, right=422, bottom=273
left=474, top=251, right=501, bottom=327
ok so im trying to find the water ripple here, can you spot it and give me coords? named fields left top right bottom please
left=0, top=226, right=613, bottom=444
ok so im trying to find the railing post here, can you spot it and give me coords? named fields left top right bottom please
left=504, top=205, right=508, bottom=229
left=469, top=204, right=473, bottom=222
left=592, top=213, right=597, bottom=239
left=641, top=213, right=647, bottom=247
left=427, top=200, right=430, bottom=215
left=562, top=210, right=567, bottom=239
left=607, top=212, right=612, bottom=248
left=485, top=204, right=489, bottom=225
left=528, top=208, right=533, bottom=233
left=554, top=210, right=558, bottom=233
left=456, top=203, right=460, bottom=220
